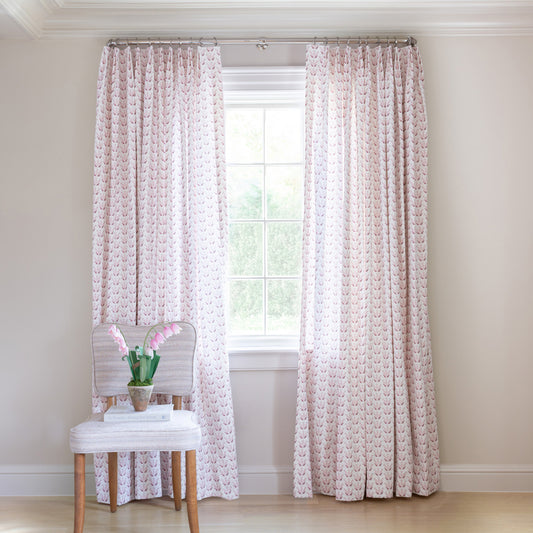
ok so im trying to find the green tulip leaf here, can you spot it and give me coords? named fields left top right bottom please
left=140, top=356, right=149, bottom=382
left=150, top=354, right=160, bottom=379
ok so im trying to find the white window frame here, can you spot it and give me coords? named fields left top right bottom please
left=223, top=67, right=304, bottom=365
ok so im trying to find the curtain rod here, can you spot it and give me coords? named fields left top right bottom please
left=107, top=36, right=417, bottom=49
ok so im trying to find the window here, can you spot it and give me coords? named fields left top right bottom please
left=223, top=68, right=305, bottom=346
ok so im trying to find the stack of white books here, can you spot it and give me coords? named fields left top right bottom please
left=104, top=404, right=173, bottom=422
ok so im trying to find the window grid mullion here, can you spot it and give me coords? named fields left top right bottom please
left=230, top=219, right=301, bottom=223
left=262, top=107, right=267, bottom=336
left=227, top=162, right=303, bottom=167
left=229, top=276, right=300, bottom=280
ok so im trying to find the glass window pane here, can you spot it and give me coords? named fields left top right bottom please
left=226, top=108, right=264, bottom=164
left=266, top=222, right=302, bottom=276
left=265, top=107, right=303, bottom=164
left=267, top=279, right=301, bottom=335
left=229, top=280, right=264, bottom=335
left=266, top=165, right=303, bottom=219
left=228, top=165, right=263, bottom=220
left=229, top=223, right=263, bottom=276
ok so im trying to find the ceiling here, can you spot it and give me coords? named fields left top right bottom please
left=1, top=0, right=533, bottom=40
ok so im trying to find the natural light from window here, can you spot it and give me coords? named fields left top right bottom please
left=225, top=103, right=304, bottom=337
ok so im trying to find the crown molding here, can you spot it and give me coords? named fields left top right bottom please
left=50, top=0, right=533, bottom=7
left=2, top=1, right=533, bottom=39
left=0, top=0, right=61, bottom=38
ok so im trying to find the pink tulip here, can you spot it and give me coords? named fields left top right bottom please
left=154, top=332, right=165, bottom=345
left=108, top=324, right=129, bottom=355
left=150, top=338, right=159, bottom=350
left=163, top=326, right=173, bottom=338
left=170, top=323, right=181, bottom=334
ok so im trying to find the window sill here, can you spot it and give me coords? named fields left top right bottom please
left=227, top=336, right=299, bottom=371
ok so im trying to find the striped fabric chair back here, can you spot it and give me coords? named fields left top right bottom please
left=92, top=322, right=196, bottom=397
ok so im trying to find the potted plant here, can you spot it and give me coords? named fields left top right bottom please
left=108, top=322, right=182, bottom=411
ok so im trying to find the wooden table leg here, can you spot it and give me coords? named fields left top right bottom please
left=108, top=452, right=118, bottom=513
left=172, top=451, right=182, bottom=511
left=74, top=453, right=85, bottom=533
left=185, top=450, right=199, bottom=533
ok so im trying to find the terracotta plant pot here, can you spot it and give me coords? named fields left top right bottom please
left=128, top=384, right=154, bottom=411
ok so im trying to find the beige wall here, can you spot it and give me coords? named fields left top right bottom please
left=1, top=35, right=532, bottom=493
left=421, top=36, right=533, bottom=466
left=0, top=40, right=103, bottom=465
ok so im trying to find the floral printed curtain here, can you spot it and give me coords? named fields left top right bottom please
left=92, top=45, right=239, bottom=504
left=293, top=44, right=440, bottom=500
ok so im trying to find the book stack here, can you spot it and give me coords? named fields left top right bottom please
left=104, top=404, right=173, bottom=422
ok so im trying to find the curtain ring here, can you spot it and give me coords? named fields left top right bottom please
left=214, top=37, right=218, bottom=47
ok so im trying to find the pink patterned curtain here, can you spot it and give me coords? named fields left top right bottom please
left=92, top=45, right=238, bottom=504
left=293, top=44, right=439, bottom=500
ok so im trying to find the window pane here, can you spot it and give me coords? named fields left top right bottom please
left=267, top=279, right=301, bottom=335
left=229, top=280, right=264, bottom=335
left=228, top=166, right=263, bottom=219
left=265, top=107, right=303, bottom=164
left=229, top=223, right=263, bottom=276
left=266, top=165, right=303, bottom=219
left=226, top=108, right=264, bottom=164
left=266, top=222, right=302, bottom=276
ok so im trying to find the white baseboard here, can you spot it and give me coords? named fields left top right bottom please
left=0, top=464, right=293, bottom=497
left=1, top=464, right=532, bottom=496
left=439, top=464, right=533, bottom=492
left=238, top=466, right=293, bottom=494
left=239, top=464, right=533, bottom=494
left=0, top=464, right=96, bottom=496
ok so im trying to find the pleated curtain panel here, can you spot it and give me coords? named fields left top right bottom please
left=92, top=45, right=239, bottom=504
left=293, top=44, right=440, bottom=500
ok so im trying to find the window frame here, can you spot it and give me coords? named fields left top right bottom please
left=223, top=67, right=305, bottom=357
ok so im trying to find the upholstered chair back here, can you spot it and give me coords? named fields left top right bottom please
left=91, top=322, right=196, bottom=397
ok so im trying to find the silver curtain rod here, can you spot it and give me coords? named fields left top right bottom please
left=107, top=36, right=417, bottom=49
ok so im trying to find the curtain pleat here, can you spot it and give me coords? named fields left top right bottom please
left=293, top=44, right=439, bottom=500
left=92, top=45, right=239, bottom=504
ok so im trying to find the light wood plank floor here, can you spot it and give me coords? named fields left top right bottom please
left=1, top=493, right=532, bottom=532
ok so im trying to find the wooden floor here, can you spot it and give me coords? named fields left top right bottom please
left=1, top=493, right=532, bottom=532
